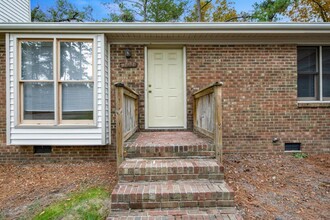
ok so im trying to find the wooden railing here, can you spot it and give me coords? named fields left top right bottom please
left=115, top=83, right=139, bottom=166
left=193, top=82, right=223, bottom=163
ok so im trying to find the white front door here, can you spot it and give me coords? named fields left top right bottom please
left=147, top=49, right=184, bottom=128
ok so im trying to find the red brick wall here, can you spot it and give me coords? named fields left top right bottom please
left=110, top=44, right=330, bottom=154
left=0, top=34, right=114, bottom=163
left=110, top=44, right=146, bottom=144
left=186, top=45, right=329, bottom=153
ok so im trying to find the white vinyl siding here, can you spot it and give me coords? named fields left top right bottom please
left=6, top=34, right=109, bottom=146
left=0, top=0, right=30, bottom=22
left=104, top=36, right=110, bottom=144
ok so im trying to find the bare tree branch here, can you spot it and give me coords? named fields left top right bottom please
left=201, top=0, right=212, bottom=10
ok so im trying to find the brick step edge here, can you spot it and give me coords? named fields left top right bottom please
left=120, top=173, right=224, bottom=182
left=125, top=144, right=215, bottom=158
left=108, top=207, right=243, bottom=220
left=111, top=200, right=235, bottom=210
left=111, top=181, right=234, bottom=210
left=119, top=159, right=224, bottom=182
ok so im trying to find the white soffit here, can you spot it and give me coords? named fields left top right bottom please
left=0, top=23, right=329, bottom=43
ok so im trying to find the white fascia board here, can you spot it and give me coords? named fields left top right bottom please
left=0, top=22, right=329, bottom=34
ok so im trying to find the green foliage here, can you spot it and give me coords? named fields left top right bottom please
left=148, top=0, right=186, bottom=22
left=293, top=152, right=308, bottom=159
left=185, top=0, right=237, bottom=22
left=105, top=0, right=187, bottom=22
left=212, top=0, right=237, bottom=21
left=251, top=0, right=292, bottom=21
left=33, top=187, right=108, bottom=220
left=185, top=0, right=213, bottom=22
left=287, top=0, right=330, bottom=22
left=31, top=0, right=93, bottom=22
left=77, top=203, right=104, bottom=220
left=31, top=6, right=47, bottom=22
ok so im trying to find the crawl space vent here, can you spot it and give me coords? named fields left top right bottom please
left=285, top=143, right=301, bottom=151
left=34, top=146, right=52, bottom=154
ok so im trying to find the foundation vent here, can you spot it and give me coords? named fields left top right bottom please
left=34, top=146, right=52, bottom=154
left=285, top=143, right=301, bottom=151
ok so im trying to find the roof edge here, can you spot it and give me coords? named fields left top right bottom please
left=0, top=22, right=329, bottom=33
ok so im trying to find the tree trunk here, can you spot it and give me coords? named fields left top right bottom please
left=197, top=0, right=201, bottom=22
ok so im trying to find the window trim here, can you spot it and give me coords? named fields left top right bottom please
left=17, top=37, right=96, bottom=126
left=18, top=39, right=55, bottom=125
left=57, top=39, right=94, bottom=125
left=297, top=45, right=329, bottom=102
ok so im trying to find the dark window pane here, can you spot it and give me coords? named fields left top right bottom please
left=323, top=47, right=330, bottom=74
left=298, top=47, right=318, bottom=73
left=23, top=82, right=54, bottom=120
left=62, top=83, right=93, bottom=120
left=323, top=74, right=330, bottom=98
left=21, top=41, right=53, bottom=80
left=298, top=74, right=316, bottom=98
left=60, top=42, right=93, bottom=80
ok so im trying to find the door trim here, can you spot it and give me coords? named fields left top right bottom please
left=144, top=46, right=187, bottom=129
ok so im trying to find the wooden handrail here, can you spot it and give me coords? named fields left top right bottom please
left=192, top=82, right=223, bottom=97
left=115, top=83, right=139, bottom=166
left=193, top=81, right=223, bottom=164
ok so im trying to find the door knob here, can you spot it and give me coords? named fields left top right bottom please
left=148, top=90, right=152, bottom=93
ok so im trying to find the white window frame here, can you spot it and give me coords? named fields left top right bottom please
left=16, top=35, right=98, bottom=126
left=298, top=45, right=330, bottom=104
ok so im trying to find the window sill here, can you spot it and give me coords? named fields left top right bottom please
left=297, top=101, right=330, bottom=108
left=284, top=150, right=302, bottom=153
left=15, top=124, right=98, bottom=129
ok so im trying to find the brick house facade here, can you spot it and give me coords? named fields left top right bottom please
left=0, top=23, right=329, bottom=163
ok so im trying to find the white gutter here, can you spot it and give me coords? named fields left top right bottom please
left=0, top=22, right=329, bottom=34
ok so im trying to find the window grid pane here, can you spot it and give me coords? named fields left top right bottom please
left=61, top=83, right=93, bottom=120
left=21, top=41, right=53, bottom=80
left=297, top=47, right=319, bottom=99
left=60, top=41, right=93, bottom=81
left=322, top=47, right=330, bottom=98
left=23, top=82, right=54, bottom=120
left=297, top=47, right=318, bottom=74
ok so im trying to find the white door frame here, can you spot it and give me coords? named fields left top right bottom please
left=144, top=46, right=187, bottom=129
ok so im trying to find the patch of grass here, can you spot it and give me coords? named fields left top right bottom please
left=33, top=187, right=109, bottom=220
left=293, top=152, right=308, bottom=159
left=0, top=212, right=5, bottom=220
left=77, top=203, right=104, bottom=220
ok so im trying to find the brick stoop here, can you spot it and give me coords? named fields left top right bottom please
left=109, top=132, right=241, bottom=219
left=107, top=207, right=243, bottom=220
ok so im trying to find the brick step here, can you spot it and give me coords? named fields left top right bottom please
left=119, top=159, right=224, bottom=182
left=125, top=143, right=215, bottom=158
left=108, top=207, right=243, bottom=220
left=111, top=180, right=234, bottom=210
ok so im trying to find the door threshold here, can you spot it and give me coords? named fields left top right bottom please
left=146, top=127, right=186, bottom=130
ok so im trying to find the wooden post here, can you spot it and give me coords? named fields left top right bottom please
left=134, top=97, right=139, bottom=131
left=115, top=83, right=124, bottom=167
left=193, top=97, right=197, bottom=131
left=214, top=84, right=223, bottom=164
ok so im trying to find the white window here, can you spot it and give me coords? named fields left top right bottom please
left=19, top=39, right=94, bottom=125
left=298, top=46, right=330, bottom=102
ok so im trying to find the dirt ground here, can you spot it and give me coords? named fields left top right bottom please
left=224, top=154, right=330, bottom=220
left=0, top=162, right=117, bottom=219
left=0, top=154, right=329, bottom=220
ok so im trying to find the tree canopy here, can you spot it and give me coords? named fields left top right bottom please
left=31, top=0, right=93, bottom=22
left=104, top=0, right=187, bottom=22
left=287, top=0, right=329, bottom=22
left=31, top=0, right=330, bottom=22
